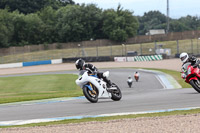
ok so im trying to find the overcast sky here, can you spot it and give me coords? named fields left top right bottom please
left=73, top=0, right=200, bottom=19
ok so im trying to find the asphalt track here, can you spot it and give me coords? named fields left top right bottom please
left=0, top=68, right=200, bottom=124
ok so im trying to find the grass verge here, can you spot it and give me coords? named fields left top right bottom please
left=142, top=68, right=191, bottom=88
left=1, top=108, right=200, bottom=128
left=0, top=74, right=82, bottom=104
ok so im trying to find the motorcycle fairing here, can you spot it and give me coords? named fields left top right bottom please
left=76, top=71, right=111, bottom=98
left=184, top=64, right=200, bottom=83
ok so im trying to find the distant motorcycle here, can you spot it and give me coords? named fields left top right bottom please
left=127, top=77, right=133, bottom=88
left=75, top=70, right=122, bottom=103
left=181, top=62, right=200, bottom=93
left=134, top=72, right=139, bottom=82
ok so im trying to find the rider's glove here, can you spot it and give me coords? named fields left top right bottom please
left=190, top=56, right=197, bottom=62
left=93, top=70, right=98, bottom=75
left=92, top=71, right=97, bottom=75
left=181, top=73, right=186, bottom=79
left=193, top=60, right=200, bottom=68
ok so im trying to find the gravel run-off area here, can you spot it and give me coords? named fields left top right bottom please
left=1, top=114, right=200, bottom=133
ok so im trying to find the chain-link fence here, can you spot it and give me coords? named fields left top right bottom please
left=77, top=38, right=200, bottom=58
left=0, top=38, right=200, bottom=64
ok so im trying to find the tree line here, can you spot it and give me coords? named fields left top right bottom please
left=137, top=11, right=200, bottom=35
left=0, top=0, right=200, bottom=48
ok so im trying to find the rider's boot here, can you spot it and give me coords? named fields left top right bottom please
left=103, top=77, right=112, bottom=87
left=101, top=71, right=113, bottom=92
left=103, top=77, right=113, bottom=92
left=107, top=80, right=112, bottom=88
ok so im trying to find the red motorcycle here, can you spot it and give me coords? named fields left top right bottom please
left=134, top=72, right=139, bottom=82
left=181, top=62, right=200, bottom=93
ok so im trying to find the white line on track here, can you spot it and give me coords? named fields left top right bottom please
left=0, top=106, right=199, bottom=126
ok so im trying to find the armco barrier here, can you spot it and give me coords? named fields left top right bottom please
left=114, top=55, right=163, bottom=62
left=51, top=59, right=63, bottom=64
left=0, top=59, right=63, bottom=69
left=22, top=59, right=62, bottom=67
left=23, top=60, right=52, bottom=67
left=0, top=62, right=23, bottom=69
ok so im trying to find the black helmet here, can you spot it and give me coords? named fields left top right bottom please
left=75, top=59, right=85, bottom=70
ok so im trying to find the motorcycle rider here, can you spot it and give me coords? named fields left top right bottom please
left=179, top=52, right=200, bottom=68
left=134, top=71, right=140, bottom=82
left=75, top=59, right=112, bottom=88
left=127, top=75, right=133, bottom=81
left=127, top=75, right=133, bottom=87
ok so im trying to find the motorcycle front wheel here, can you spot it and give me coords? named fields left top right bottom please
left=111, top=83, right=122, bottom=101
left=189, top=79, right=200, bottom=93
left=128, top=83, right=132, bottom=88
left=83, top=85, right=98, bottom=103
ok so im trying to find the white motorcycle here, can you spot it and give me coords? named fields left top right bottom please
left=127, top=77, right=133, bottom=88
left=75, top=70, right=122, bottom=103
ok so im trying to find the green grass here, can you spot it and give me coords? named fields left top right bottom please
left=142, top=68, right=191, bottom=88
left=0, top=74, right=82, bottom=104
left=1, top=108, right=200, bottom=128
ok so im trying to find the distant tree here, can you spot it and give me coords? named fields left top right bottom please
left=137, top=11, right=200, bottom=34
left=11, top=12, right=45, bottom=45
left=23, top=14, right=45, bottom=44
left=169, top=20, right=190, bottom=32
left=11, top=11, right=26, bottom=45
left=77, top=4, right=103, bottom=40
left=0, top=9, right=14, bottom=47
left=0, top=0, right=75, bottom=14
left=56, top=4, right=102, bottom=42
left=38, top=6, right=57, bottom=43
left=178, top=15, right=200, bottom=30
left=102, top=5, right=139, bottom=42
left=137, top=11, right=167, bottom=35
left=57, top=0, right=75, bottom=6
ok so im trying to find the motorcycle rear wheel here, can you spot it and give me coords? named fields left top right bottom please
left=111, top=83, right=122, bottom=101
left=128, top=83, right=132, bottom=88
left=135, top=77, right=139, bottom=82
left=189, top=79, right=200, bottom=93
left=83, top=85, right=98, bottom=103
